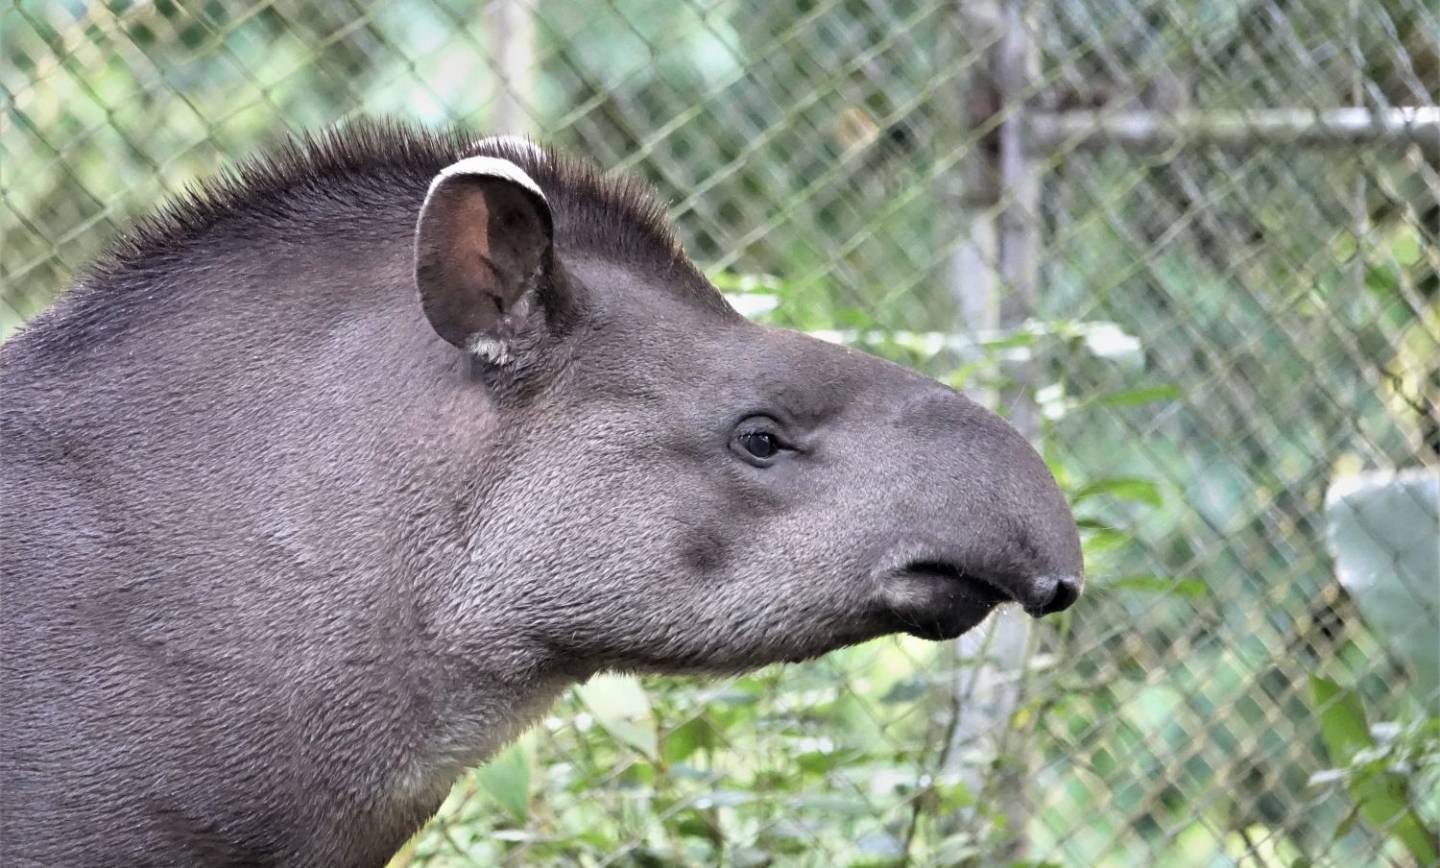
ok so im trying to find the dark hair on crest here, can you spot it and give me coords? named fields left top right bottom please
left=93, top=118, right=713, bottom=299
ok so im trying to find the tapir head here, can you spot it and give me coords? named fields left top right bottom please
left=414, top=140, right=1083, bottom=673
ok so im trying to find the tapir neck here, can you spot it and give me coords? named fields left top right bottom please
left=0, top=210, right=591, bottom=863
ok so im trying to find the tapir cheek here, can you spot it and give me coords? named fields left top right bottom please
left=677, top=528, right=731, bottom=579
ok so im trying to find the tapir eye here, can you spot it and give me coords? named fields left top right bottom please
left=730, top=418, right=790, bottom=467
left=740, top=431, right=779, bottom=459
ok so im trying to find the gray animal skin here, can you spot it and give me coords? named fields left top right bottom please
left=0, top=122, right=1083, bottom=867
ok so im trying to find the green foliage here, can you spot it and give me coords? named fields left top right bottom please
left=1310, top=678, right=1439, bottom=866
left=477, top=736, right=533, bottom=824
left=579, top=674, right=660, bottom=761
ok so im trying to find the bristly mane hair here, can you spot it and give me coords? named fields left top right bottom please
left=89, top=118, right=718, bottom=302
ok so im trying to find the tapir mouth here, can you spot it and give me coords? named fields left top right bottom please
left=878, top=557, right=1017, bottom=641
left=895, top=559, right=1014, bottom=607
left=890, top=554, right=1082, bottom=620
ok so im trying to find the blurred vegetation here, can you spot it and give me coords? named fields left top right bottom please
left=3, top=0, right=1437, bottom=865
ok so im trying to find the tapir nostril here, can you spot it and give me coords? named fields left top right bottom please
left=1023, top=574, right=1083, bottom=617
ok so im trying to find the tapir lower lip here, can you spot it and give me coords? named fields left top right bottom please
left=873, top=553, right=1020, bottom=640
left=879, top=563, right=1007, bottom=641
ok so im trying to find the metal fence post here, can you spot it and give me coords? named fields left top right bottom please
left=489, top=0, right=535, bottom=134
left=947, top=0, right=1042, bottom=858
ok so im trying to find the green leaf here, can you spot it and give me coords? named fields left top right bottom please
left=943, top=361, right=987, bottom=391
left=1073, top=477, right=1163, bottom=506
left=708, top=271, right=782, bottom=292
left=878, top=678, right=928, bottom=704
left=1082, top=527, right=1131, bottom=555
left=1311, top=677, right=1372, bottom=767
left=1333, top=805, right=1362, bottom=840
left=578, top=673, right=659, bottom=759
left=476, top=735, right=531, bottom=823
left=936, top=778, right=975, bottom=812
left=673, top=809, right=723, bottom=843
left=982, top=331, right=1038, bottom=350
left=661, top=717, right=715, bottom=765
left=795, top=749, right=847, bottom=774
left=1311, top=677, right=1440, bottom=864
left=1349, top=773, right=1440, bottom=865
left=794, top=793, right=871, bottom=814
left=1105, top=575, right=1208, bottom=598
left=1098, top=385, right=1181, bottom=407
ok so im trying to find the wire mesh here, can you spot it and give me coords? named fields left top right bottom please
left=2, top=0, right=1437, bottom=865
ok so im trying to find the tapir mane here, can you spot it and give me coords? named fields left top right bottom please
left=79, top=119, right=724, bottom=320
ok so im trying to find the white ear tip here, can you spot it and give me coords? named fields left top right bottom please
left=430, top=156, right=545, bottom=202
left=474, top=135, right=547, bottom=162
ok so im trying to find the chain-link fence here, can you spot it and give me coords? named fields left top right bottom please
left=4, top=0, right=1437, bottom=865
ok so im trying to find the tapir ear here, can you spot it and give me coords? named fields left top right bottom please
left=414, top=156, right=554, bottom=361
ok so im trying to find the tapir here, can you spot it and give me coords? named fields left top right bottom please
left=0, top=122, right=1083, bottom=866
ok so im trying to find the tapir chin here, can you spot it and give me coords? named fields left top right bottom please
left=0, top=122, right=1082, bottom=866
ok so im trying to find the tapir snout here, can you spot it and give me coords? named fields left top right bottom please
left=867, top=381, right=1085, bottom=638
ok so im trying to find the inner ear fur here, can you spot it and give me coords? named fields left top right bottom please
left=414, top=159, right=554, bottom=354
